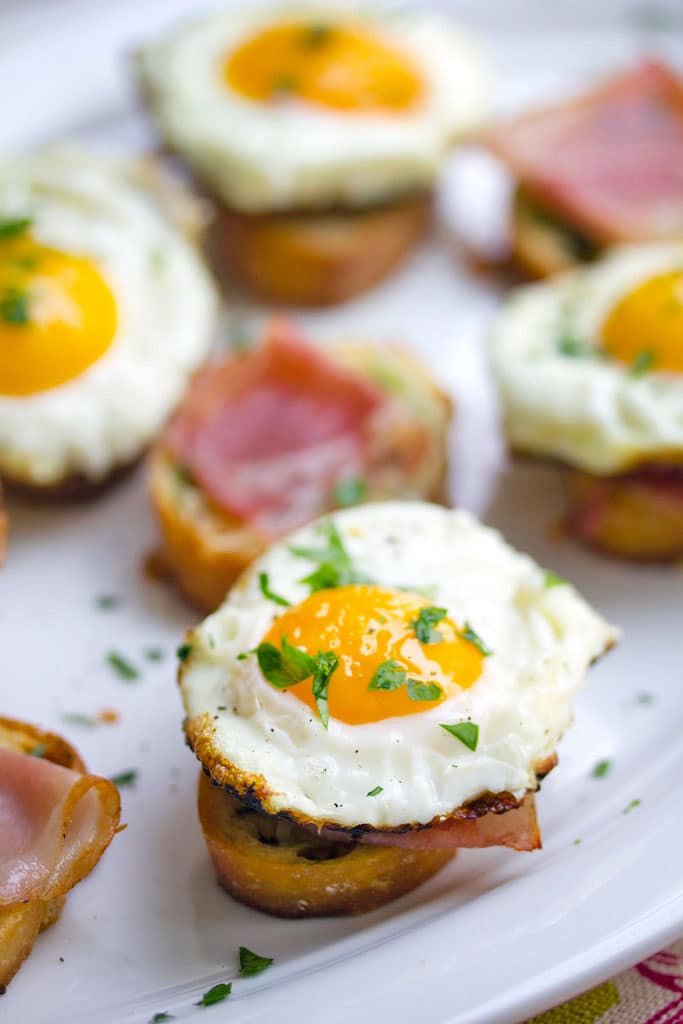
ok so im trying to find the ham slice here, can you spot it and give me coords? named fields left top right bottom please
left=0, top=748, right=120, bottom=906
left=320, top=793, right=541, bottom=852
left=164, top=319, right=387, bottom=537
left=488, top=60, right=683, bottom=243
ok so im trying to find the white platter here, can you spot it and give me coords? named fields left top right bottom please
left=2, top=3, right=683, bottom=1023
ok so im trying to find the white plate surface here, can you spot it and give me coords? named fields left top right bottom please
left=2, top=3, right=683, bottom=1023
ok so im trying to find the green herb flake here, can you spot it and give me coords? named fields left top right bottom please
left=332, top=476, right=367, bottom=508
left=62, top=712, right=97, bottom=728
left=255, top=636, right=315, bottom=689
left=440, top=722, right=479, bottom=752
left=406, top=679, right=443, bottom=702
left=411, top=606, right=447, bottom=644
left=110, top=769, right=138, bottom=788
left=239, top=946, right=274, bottom=977
left=291, top=521, right=372, bottom=593
left=258, top=572, right=290, bottom=607
left=174, top=463, right=194, bottom=487
left=573, top=838, right=582, bottom=846
left=459, top=621, right=493, bottom=657
left=272, top=74, right=297, bottom=95
left=636, top=691, right=655, bottom=705
left=367, top=785, right=383, bottom=798
left=176, top=643, right=193, bottom=662
left=623, top=798, right=641, bottom=815
left=311, top=650, right=338, bottom=729
left=236, top=652, right=249, bottom=661
left=106, top=651, right=140, bottom=681
left=150, top=1013, right=174, bottom=1023
left=368, top=659, right=407, bottom=692
left=629, top=349, right=656, bottom=377
left=0, top=216, right=32, bottom=239
left=543, top=570, right=567, bottom=588
left=95, top=594, right=121, bottom=610
left=302, top=22, right=333, bottom=46
left=144, top=647, right=165, bottom=662
left=28, top=742, right=47, bottom=758
left=592, top=759, right=611, bottom=779
left=557, top=335, right=585, bottom=358
left=196, top=982, right=232, bottom=1007
left=1, top=288, right=30, bottom=325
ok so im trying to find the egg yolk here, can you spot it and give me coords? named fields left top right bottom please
left=224, top=21, right=423, bottom=113
left=602, top=270, right=683, bottom=374
left=260, top=585, right=484, bottom=726
left=0, top=235, right=117, bottom=397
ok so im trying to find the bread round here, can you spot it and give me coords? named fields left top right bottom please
left=210, top=195, right=430, bottom=305
left=511, top=187, right=600, bottom=280
left=197, top=772, right=454, bottom=918
left=566, top=469, right=683, bottom=561
left=149, top=341, right=452, bottom=610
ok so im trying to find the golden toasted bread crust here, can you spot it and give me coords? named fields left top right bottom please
left=511, top=187, right=600, bottom=280
left=210, top=195, right=431, bottom=305
left=0, top=719, right=87, bottom=989
left=150, top=341, right=452, bottom=611
left=197, top=772, right=454, bottom=918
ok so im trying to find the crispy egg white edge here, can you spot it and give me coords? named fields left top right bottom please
left=0, top=147, right=219, bottom=485
left=180, top=502, right=617, bottom=828
left=136, top=6, right=491, bottom=212
left=490, top=242, right=683, bottom=476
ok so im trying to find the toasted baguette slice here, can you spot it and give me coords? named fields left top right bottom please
left=566, top=468, right=683, bottom=561
left=0, top=719, right=86, bottom=990
left=511, top=187, right=601, bottom=280
left=197, top=772, right=454, bottom=919
left=149, top=341, right=452, bottom=611
left=210, top=194, right=430, bottom=305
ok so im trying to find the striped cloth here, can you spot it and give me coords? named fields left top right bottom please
left=527, top=942, right=683, bottom=1023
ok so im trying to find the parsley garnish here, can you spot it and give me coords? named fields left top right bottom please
left=272, top=74, right=297, bottom=95
left=196, top=982, right=232, bottom=1007
left=406, top=679, right=443, bottom=702
left=623, top=798, right=641, bottom=814
left=458, top=621, right=493, bottom=657
left=62, top=712, right=97, bottom=728
left=368, top=660, right=442, bottom=702
left=636, top=691, right=655, bottom=705
left=145, top=647, right=165, bottom=662
left=236, top=652, right=249, bottom=661
left=0, top=216, right=32, bottom=239
left=150, top=1014, right=174, bottom=1023
left=332, top=477, right=367, bottom=507
left=95, top=594, right=120, bottom=610
left=28, top=742, right=47, bottom=758
left=411, top=606, right=447, bottom=643
left=543, top=570, right=567, bottom=588
left=367, top=785, right=383, bottom=797
left=176, top=643, right=193, bottom=662
left=290, top=521, right=372, bottom=593
left=258, top=572, right=290, bottom=607
left=239, top=946, right=273, bottom=976
left=312, top=651, right=338, bottom=729
left=440, top=722, right=479, bottom=751
left=255, top=637, right=339, bottom=726
left=106, top=651, right=139, bottom=681
left=629, top=349, right=656, bottom=377
left=302, top=22, right=333, bottom=46
left=557, top=335, right=586, bottom=358
left=592, top=759, right=611, bottom=779
left=1, top=288, right=30, bottom=325
left=110, top=769, right=138, bottom=788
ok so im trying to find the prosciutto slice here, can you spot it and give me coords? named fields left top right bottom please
left=488, top=60, right=683, bottom=243
left=164, top=319, right=387, bottom=537
left=0, top=748, right=120, bottom=906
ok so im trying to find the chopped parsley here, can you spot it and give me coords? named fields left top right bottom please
left=411, top=606, right=447, bottom=644
left=106, top=651, right=139, bottom=681
left=238, top=946, right=274, bottom=976
left=0, top=215, right=32, bottom=239
left=95, top=594, right=121, bottom=610
left=272, top=74, right=297, bottom=95
left=332, top=476, right=367, bottom=508
left=636, top=691, right=655, bottom=705
left=302, top=22, right=333, bottom=46
left=28, top=742, right=47, bottom=758
left=573, top=838, right=582, bottom=846
left=623, top=798, right=641, bottom=815
left=144, top=647, right=165, bottom=662
left=557, top=335, right=586, bottom=358
left=1, top=288, right=30, bottom=325
left=290, top=521, right=372, bottom=593
left=406, top=679, right=443, bottom=702
left=110, top=769, right=138, bottom=788
left=312, top=651, right=338, bottom=729
left=236, top=652, right=249, bottom=661
left=176, top=643, right=193, bottom=662
left=592, top=759, right=611, bottom=779
left=368, top=660, right=442, bottom=702
left=458, top=621, right=493, bottom=657
left=629, top=349, right=656, bottom=377
left=196, top=982, right=232, bottom=1007
left=255, top=636, right=339, bottom=727
left=150, top=1014, right=174, bottom=1023
left=258, top=572, right=290, bottom=607
left=367, top=785, right=383, bottom=797
left=440, top=722, right=479, bottom=752
left=543, top=570, right=567, bottom=588
left=62, top=712, right=98, bottom=728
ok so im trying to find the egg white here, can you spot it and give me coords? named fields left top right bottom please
left=490, top=243, right=683, bottom=475
left=180, top=502, right=616, bottom=829
left=136, top=6, right=490, bottom=212
left=0, top=148, right=218, bottom=486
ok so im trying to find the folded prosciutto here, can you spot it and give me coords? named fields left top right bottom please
left=488, top=60, right=683, bottom=245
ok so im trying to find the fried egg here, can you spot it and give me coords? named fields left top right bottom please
left=136, top=7, right=490, bottom=212
left=0, top=148, right=218, bottom=487
left=180, top=502, right=615, bottom=829
left=491, top=243, right=683, bottom=475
